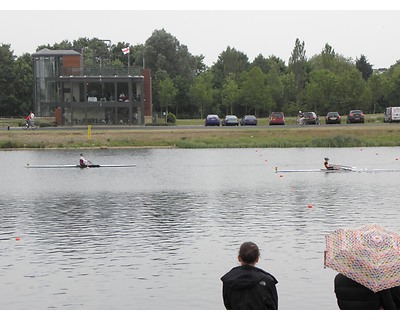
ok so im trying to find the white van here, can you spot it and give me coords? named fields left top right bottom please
left=384, top=107, right=400, bottom=123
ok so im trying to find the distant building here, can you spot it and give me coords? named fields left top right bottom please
left=32, top=48, right=152, bottom=125
left=373, top=68, right=388, bottom=74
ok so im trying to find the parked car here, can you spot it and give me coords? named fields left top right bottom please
left=347, top=110, right=365, bottom=123
left=240, top=115, right=258, bottom=126
left=325, top=112, right=341, bottom=124
left=205, top=114, right=220, bottom=126
left=221, top=115, right=239, bottom=126
left=269, top=112, right=285, bottom=125
left=302, top=112, right=320, bottom=125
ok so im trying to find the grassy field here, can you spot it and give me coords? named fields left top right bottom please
left=1, top=121, right=400, bottom=149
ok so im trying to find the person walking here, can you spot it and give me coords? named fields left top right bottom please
left=220, top=241, right=278, bottom=310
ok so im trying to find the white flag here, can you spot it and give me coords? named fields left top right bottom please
left=122, top=47, right=130, bottom=55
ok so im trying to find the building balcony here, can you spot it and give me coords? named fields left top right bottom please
left=60, top=66, right=143, bottom=78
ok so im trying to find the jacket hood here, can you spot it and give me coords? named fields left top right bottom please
left=221, top=265, right=278, bottom=290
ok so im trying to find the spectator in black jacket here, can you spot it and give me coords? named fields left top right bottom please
left=220, top=241, right=278, bottom=310
left=334, top=273, right=400, bottom=309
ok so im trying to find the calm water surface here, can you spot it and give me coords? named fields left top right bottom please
left=1, top=147, right=400, bottom=310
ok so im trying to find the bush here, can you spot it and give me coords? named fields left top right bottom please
left=167, top=112, right=176, bottom=124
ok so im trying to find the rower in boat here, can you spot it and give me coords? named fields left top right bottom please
left=324, top=157, right=336, bottom=170
left=79, top=153, right=91, bottom=168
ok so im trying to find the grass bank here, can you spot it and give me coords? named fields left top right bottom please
left=1, top=124, right=400, bottom=149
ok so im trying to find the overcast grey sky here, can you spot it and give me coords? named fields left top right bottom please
left=2, top=2, right=400, bottom=69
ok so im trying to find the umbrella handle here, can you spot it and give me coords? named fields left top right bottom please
left=323, top=250, right=327, bottom=269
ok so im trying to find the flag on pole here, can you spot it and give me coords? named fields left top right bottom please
left=122, top=47, right=130, bottom=55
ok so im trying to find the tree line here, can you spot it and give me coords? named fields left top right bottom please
left=1, top=28, right=400, bottom=118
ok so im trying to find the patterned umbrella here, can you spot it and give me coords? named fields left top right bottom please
left=324, top=224, right=400, bottom=293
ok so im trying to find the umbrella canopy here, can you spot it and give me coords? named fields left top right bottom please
left=324, top=224, right=400, bottom=293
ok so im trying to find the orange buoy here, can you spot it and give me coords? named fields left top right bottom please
left=16, top=237, right=21, bottom=241
left=308, top=204, right=313, bottom=208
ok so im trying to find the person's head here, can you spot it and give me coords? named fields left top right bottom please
left=324, top=157, right=329, bottom=161
left=238, top=241, right=260, bottom=266
left=80, top=153, right=83, bottom=156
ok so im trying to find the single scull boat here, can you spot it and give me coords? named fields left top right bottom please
left=275, top=165, right=400, bottom=173
left=26, top=164, right=136, bottom=168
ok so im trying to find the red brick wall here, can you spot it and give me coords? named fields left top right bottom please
left=142, top=68, right=152, bottom=117
left=63, top=56, right=81, bottom=68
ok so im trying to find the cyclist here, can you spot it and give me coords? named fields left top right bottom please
left=25, top=111, right=35, bottom=127
left=297, top=111, right=304, bottom=125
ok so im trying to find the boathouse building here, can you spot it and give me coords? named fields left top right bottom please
left=32, top=48, right=152, bottom=125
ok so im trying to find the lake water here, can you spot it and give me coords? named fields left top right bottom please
left=1, top=147, right=400, bottom=310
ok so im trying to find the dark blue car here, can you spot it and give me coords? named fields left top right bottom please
left=205, top=114, right=220, bottom=126
left=240, top=115, right=258, bottom=126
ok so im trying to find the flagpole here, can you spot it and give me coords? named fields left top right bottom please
left=127, top=43, right=130, bottom=75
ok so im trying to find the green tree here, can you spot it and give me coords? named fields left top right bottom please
left=173, top=75, right=193, bottom=118
left=385, top=64, right=400, bottom=106
left=367, top=72, right=387, bottom=113
left=188, top=71, right=215, bottom=118
left=281, top=73, right=297, bottom=114
left=142, top=29, right=200, bottom=81
left=158, top=75, right=178, bottom=122
left=37, top=39, right=73, bottom=51
left=211, top=46, right=250, bottom=89
left=252, top=54, right=287, bottom=74
left=356, top=54, right=373, bottom=81
left=14, top=53, right=33, bottom=116
left=221, top=73, right=239, bottom=115
left=308, top=43, right=337, bottom=72
left=0, top=44, right=18, bottom=116
left=335, top=68, right=368, bottom=113
left=288, top=38, right=308, bottom=105
left=305, top=69, right=337, bottom=115
left=265, top=64, right=284, bottom=112
left=310, top=46, right=354, bottom=74
left=80, top=38, right=112, bottom=67
left=239, top=67, right=269, bottom=116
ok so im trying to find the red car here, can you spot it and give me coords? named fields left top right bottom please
left=269, top=112, right=285, bottom=125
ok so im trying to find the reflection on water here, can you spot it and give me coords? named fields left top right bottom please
left=1, top=147, right=400, bottom=309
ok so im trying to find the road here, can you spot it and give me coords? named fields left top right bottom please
left=1, top=122, right=393, bottom=131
